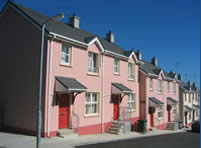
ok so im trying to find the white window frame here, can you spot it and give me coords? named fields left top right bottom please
left=172, top=104, right=177, bottom=116
left=128, top=94, right=136, bottom=111
left=150, top=78, right=153, bottom=91
left=158, top=80, right=162, bottom=93
left=128, top=63, right=135, bottom=80
left=88, top=52, right=100, bottom=74
left=61, top=44, right=71, bottom=65
left=158, top=106, right=163, bottom=119
left=85, top=92, right=99, bottom=115
left=114, top=58, right=120, bottom=74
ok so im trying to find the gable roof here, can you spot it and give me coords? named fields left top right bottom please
left=140, top=60, right=177, bottom=81
left=7, top=1, right=141, bottom=62
left=179, top=81, right=191, bottom=92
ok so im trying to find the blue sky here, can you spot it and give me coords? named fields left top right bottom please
left=0, top=0, right=200, bottom=88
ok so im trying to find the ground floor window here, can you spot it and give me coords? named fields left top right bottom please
left=172, top=104, right=177, bottom=116
left=158, top=106, right=163, bottom=119
left=128, top=93, right=136, bottom=111
left=85, top=92, right=99, bottom=115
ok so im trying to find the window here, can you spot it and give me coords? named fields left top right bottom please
left=85, top=93, right=99, bottom=115
left=150, top=78, right=153, bottom=90
left=61, top=44, right=71, bottom=65
left=167, top=82, right=170, bottom=92
left=172, top=104, right=176, bottom=116
left=128, top=63, right=135, bottom=80
left=158, top=106, right=163, bottom=119
left=114, top=58, right=119, bottom=74
left=158, top=80, right=162, bottom=93
left=192, top=93, right=195, bottom=102
left=186, top=93, right=189, bottom=102
left=88, top=52, right=100, bottom=74
left=189, top=94, right=191, bottom=103
left=173, top=83, right=176, bottom=93
left=128, top=94, right=136, bottom=111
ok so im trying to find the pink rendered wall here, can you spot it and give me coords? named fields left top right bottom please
left=103, top=55, right=140, bottom=123
left=141, top=72, right=179, bottom=129
left=44, top=39, right=140, bottom=134
left=44, top=40, right=102, bottom=134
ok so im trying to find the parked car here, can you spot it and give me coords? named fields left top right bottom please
left=191, top=120, right=200, bottom=132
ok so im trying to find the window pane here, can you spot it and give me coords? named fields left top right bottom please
left=92, top=104, right=97, bottom=113
left=92, top=93, right=97, bottom=102
left=86, top=93, right=91, bottom=102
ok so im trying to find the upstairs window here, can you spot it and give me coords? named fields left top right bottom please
left=167, top=81, right=170, bottom=92
left=61, top=44, right=71, bottom=65
left=128, top=94, right=136, bottom=111
left=186, top=93, right=189, bottom=102
left=114, top=58, right=120, bottom=74
left=158, top=80, right=162, bottom=93
left=173, top=82, right=176, bottom=93
left=150, top=78, right=153, bottom=90
left=128, top=63, right=135, bottom=80
left=189, top=94, right=191, bottom=103
left=88, top=52, right=100, bottom=74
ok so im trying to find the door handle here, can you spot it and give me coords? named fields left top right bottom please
left=60, top=113, right=65, bottom=115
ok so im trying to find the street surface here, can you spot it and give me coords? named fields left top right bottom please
left=76, top=132, right=200, bottom=148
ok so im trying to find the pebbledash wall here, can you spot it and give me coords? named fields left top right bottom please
left=140, top=71, right=179, bottom=130
left=43, top=39, right=140, bottom=137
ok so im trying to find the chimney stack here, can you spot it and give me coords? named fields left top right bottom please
left=136, top=50, right=142, bottom=60
left=106, top=31, right=114, bottom=43
left=151, top=56, right=157, bottom=66
left=69, top=13, right=80, bottom=29
left=192, top=82, right=196, bottom=89
left=178, top=74, right=182, bottom=81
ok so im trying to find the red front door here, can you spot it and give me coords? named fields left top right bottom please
left=113, top=95, right=119, bottom=120
left=150, top=114, right=153, bottom=127
left=168, top=111, right=171, bottom=122
left=59, top=94, right=70, bottom=129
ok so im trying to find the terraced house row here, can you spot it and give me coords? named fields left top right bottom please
left=0, top=1, right=199, bottom=138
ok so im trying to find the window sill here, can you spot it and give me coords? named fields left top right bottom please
left=128, top=109, right=136, bottom=112
left=87, top=72, right=99, bottom=77
left=114, top=72, right=120, bottom=76
left=128, top=78, right=135, bottom=81
left=158, top=117, right=163, bottom=121
left=84, top=113, right=99, bottom=118
left=60, top=63, right=72, bottom=68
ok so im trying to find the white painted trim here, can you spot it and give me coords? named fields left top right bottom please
left=104, top=50, right=128, bottom=60
left=88, top=37, right=104, bottom=53
left=49, top=32, right=88, bottom=47
left=68, top=88, right=87, bottom=91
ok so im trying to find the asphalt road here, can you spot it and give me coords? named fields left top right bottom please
left=76, top=132, right=200, bottom=148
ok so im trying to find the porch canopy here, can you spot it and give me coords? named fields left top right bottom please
left=149, top=97, right=164, bottom=107
left=184, top=105, right=193, bottom=112
left=111, top=83, right=132, bottom=95
left=55, top=76, right=87, bottom=93
left=167, top=97, right=178, bottom=105
left=192, top=104, right=200, bottom=110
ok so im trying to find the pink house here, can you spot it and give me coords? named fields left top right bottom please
left=139, top=55, right=180, bottom=130
left=0, top=1, right=143, bottom=137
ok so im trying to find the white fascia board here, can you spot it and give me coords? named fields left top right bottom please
left=49, top=32, right=88, bottom=47
left=104, top=50, right=128, bottom=60
left=88, top=37, right=104, bottom=53
left=147, top=73, right=159, bottom=78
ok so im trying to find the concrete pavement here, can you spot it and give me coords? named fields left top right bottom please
left=0, top=128, right=188, bottom=148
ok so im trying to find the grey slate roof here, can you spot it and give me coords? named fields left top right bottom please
left=167, top=97, right=178, bottom=104
left=112, top=83, right=132, bottom=94
left=9, top=1, right=133, bottom=58
left=179, top=81, right=191, bottom=91
left=140, top=60, right=176, bottom=80
left=149, top=97, right=164, bottom=106
left=56, top=76, right=87, bottom=92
